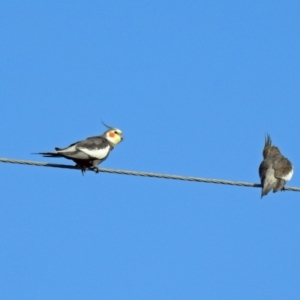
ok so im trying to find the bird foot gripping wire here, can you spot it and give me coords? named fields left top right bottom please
left=93, top=166, right=100, bottom=173
left=78, top=165, right=100, bottom=176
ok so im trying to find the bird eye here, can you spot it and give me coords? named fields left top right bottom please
left=114, top=131, right=119, bottom=135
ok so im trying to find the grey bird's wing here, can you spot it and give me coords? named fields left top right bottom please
left=74, top=135, right=112, bottom=151
left=272, top=156, right=293, bottom=179
left=54, top=136, right=112, bottom=160
left=38, top=136, right=112, bottom=161
left=259, top=159, right=277, bottom=197
left=272, top=156, right=293, bottom=192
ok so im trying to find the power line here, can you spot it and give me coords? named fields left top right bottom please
left=0, top=157, right=299, bottom=192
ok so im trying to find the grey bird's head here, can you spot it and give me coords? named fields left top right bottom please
left=262, top=134, right=281, bottom=158
left=101, top=121, right=123, bottom=145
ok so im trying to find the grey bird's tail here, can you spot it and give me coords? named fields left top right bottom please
left=34, top=151, right=62, bottom=157
left=273, top=178, right=286, bottom=193
left=261, top=182, right=275, bottom=198
left=261, top=169, right=277, bottom=198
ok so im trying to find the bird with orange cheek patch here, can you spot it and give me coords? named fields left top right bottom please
left=36, top=122, right=123, bottom=174
left=259, top=134, right=293, bottom=198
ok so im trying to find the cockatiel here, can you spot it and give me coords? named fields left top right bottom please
left=259, top=134, right=293, bottom=198
left=37, top=123, right=123, bottom=174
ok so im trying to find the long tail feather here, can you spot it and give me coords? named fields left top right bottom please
left=261, top=168, right=277, bottom=198
left=273, top=179, right=286, bottom=193
left=32, top=151, right=62, bottom=157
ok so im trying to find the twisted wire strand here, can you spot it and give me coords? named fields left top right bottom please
left=0, top=157, right=299, bottom=192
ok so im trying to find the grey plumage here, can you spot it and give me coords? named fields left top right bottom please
left=37, top=126, right=123, bottom=174
left=259, top=134, right=293, bottom=198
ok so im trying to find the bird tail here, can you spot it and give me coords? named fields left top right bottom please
left=261, top=183, right=274, bottom=198
left=273, top=178, right=286, bottom=193
left=261, top=168, right=277, bottom=198
left=33, top=151, right=62, bottom=157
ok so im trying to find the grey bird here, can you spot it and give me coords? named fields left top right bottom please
left=37, top=123, right=123, bottom=174
left=259, top=134, right=293, bottom=198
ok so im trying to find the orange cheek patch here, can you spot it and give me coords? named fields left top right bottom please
left=109, top=132, right=115, bottom=138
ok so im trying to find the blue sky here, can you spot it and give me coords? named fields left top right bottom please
left=0, top=1, right=300, bottom=299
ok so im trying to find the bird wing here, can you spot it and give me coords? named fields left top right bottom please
left=39, top=136, right=112, bottom=160
left=75, top=136, right=112, bottom=159
left=272, top=156, right=293, bottom=181
left=259, top=160, right=269, bottom=181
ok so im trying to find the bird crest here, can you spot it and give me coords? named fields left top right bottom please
left=102, top=121, right=115, bottom=130
left=263, top=134, right=282, bottom=157
left=262, top=134, right=272, bottom=157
